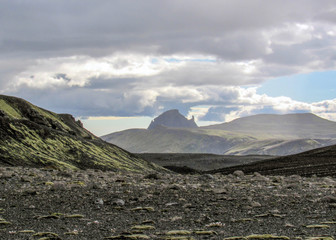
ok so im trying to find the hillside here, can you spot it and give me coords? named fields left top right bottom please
left=102, top=126, right=255, bottom=154
left=203, top=113, right=336, bottom=139
left=0, top=95, right=163, bottom=172
left=102, top=111, right=336, bottom=155
left=208, top=144, right=336, bottom=177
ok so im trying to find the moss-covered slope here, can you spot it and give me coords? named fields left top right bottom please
left=0, top=95, right=163, bottom=172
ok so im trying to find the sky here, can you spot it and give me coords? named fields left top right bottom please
left=1, top=0, right=336, bottom=136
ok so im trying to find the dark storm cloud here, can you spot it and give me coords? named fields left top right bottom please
left=1, top=0, right=333, bottom=58
left=315, top=8, right=336, bottom=23
left=86, top=78, right=137, bottom=90
left=11, top=87, right=156, bottom=117
left=1, top=0, right=336, bottom=120
left=1, top=0, right=334, bottom=63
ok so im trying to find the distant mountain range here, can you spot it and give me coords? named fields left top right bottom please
left=102, top=109, right=336, bottom=156
left=203, top=113, right=336, bottom=139
left=0, top=95, right=163, bottom=172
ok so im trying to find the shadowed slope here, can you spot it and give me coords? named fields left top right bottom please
left=208, top=144, right=336, bottom=177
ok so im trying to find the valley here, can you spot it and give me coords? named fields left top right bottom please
left=1, top=95, right=336, bottom=239
left=102, top=110, right=336, bottom=156
left=2, top=2, right=336, bottom=239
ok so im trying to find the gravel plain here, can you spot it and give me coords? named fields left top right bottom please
left=1, top=166, right=336, bottom=240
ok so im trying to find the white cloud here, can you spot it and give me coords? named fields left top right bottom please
left=6, top=54, right=174, bottom=91
left=6, top=53, right=268, bottom=94
left=187, top=106, right=210, bottom=122
left=267, top=23, right=315, bottom=46
left=2, top=0, right=336, bottom=125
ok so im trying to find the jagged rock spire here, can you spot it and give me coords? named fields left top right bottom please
left=148, top=109, right=198, bottom=130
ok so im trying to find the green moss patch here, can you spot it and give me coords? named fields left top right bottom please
left=306, top=224, right=330, bottom=228
left=305, top=238, right=334, bottom=240
left=64, top=230, right=79, bottom=235
left=0, top=99, right=22, bottom=118
left=321, top=221, right=336, bottom=224
left=246, top=235, right=290, bottom=240
left=165, top=230, right=192, bottom=235
left=18, top=230, right=35, bottom=233
left=223, top=237, right=247, bottom=240
left=64, top=214, right=85, bottom=218
left=194, top=230, right=217, bottom=235
left=32, top=231, right=61, bottom=239
left=131, top=207, right=155, bottom=212
left=104, top=234, right=150, bottom=239
left=131, top=225, right=155, bottom=230
left=0, top=221, right=11, bottom=225
left=163, top=237, right=196, bottom=240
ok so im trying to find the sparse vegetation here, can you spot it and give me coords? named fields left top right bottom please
left=0, top=94, right=164, bottom=173
left=1, top=167, right=336, bottom=239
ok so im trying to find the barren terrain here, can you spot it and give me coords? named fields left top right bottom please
left=208, top=145, right=336, bottom=177
left=137, top=153, right=273, bottom=171
left=1, top=166, right=336, bottom=239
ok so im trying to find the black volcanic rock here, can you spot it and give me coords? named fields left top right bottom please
left=148, top=109, right=198, bottom=130
left=2, top=166, right=336, bottom=239
left=208, top=144, right=336, bottom=177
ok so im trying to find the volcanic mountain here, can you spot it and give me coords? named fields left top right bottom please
left=102, top=110, right=336, bottom=156
left=0, top=95, right=163, bottom=172
left=148, top=109, right=197, bottom=129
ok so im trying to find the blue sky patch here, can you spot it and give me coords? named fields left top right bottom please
left=258, top=71, right=336, bottom=103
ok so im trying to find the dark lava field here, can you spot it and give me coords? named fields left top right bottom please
left=1, top=166, right=336, bottom=240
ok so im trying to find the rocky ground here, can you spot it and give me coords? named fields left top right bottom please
left=137, top=153, right=273, bottom=171
left=1, top=167, right=336, bottom=240
left=208, top=144, right=336, bottom=178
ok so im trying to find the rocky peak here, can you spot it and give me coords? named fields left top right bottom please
left=148, top=109, right=198, bottom=130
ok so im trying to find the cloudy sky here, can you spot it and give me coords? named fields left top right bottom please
left=1, top=0, right=336, bottom=135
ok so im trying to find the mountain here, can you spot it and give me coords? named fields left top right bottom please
left=148, top=109, right=197, bottom=129
left=208, top=144, right=336, bottom=177
left=203, top=113, right=336, bottom=139
left=0, top=95, right=163, bottom=172
left=102, top=111, right=336, bottom=156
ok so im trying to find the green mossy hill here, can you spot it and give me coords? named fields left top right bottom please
left=0, top=95, right=163, bottom=172
left=0, top=95, right=92, bottom=139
